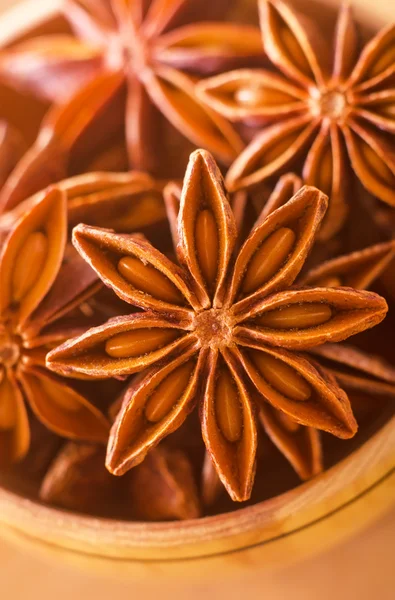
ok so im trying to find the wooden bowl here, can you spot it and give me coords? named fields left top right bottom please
left=0, top=0, right=394, bottom=577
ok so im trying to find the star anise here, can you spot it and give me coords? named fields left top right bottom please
left=0, top=186, right=111, bottom=465
left=0, top=0, right=269, bottom=201
left=46, top=149, right=388, bottom=501
left=166, top=169, right=395, bottom=486
left=197, top=0, right=395, bottom=239
left=40, top=440, right=201, bottom=520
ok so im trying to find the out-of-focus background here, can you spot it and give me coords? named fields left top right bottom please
left=0, top=0, right=394, bottom=597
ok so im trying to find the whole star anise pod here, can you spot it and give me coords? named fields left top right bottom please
left=0, top=0, right=267, bottom=184
left=197, top=0, right=395, bottom=239
left=47, top=149, right=388, bottom=501
left=0, top=186, right=110, bottom=465
left=166, top=169, right=395, bottom=487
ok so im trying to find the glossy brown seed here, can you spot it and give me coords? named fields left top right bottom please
left=258, top=303, right=332, bottom=329
left=118, top=257, right=184, bottom=304
left=195, top=208, right=218, bottom=286
left=39, top=378, right=82, bottom=412
left=0, top=376, right=17, bottom=430
left=215, top=368, right=243, bottom=443
left=360, top=141, right=394, bottom=185
left=279, top=26, right=311, bottom=76
left=251, top=351, right=311, bottom=402
left=12, top=231, right=48, bottom=302
left=235, top=86, right=294, bottom=108
left=276, top=410, right=301, bottom=433
left=242, top=228, right=296, bottom=294
left=145, top=361, right=195, bottom=423
left=105, top=329, right=180, bottom=358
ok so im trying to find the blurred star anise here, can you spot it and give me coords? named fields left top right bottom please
left=0, top=0, right=267, bottom=186
left=0, top=187, right=110, bottom=465
left=198, top=0, right=395, bottom=239
left=47, top=149, right=387, bottom=501
left=40, top=440, right=201, bottom=520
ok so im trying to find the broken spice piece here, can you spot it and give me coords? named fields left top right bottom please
left=47, top=150, right=388, bottom=502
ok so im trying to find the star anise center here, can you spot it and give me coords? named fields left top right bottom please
left=193, top=308, right=233, bottom=349
left=311, top=88, right=348, bottom=122
left=0, top=330, right=20, bottom=368
left=105, top=28, right=151, bottom=74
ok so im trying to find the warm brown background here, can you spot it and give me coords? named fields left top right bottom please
left=0, top=0, right=394, bottom=597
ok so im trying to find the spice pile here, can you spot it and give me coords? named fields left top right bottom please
left=0, top=0, right=394, bottom=521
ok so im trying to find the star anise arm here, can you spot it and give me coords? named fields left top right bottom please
left=106, top=347, right=203, bottom=476
left=253, top=172, right=302, bottom=225
left=342, top=120, right=395, bottom=206
left=225, top=114, right=319, bottom=192
left=155, top=23, right=264, bottom=74
left=347, top=23, right=395, bottom=92
left=0, top=36, right=103, bottom=102
left=201, top=451, right=224, bottom=507
left=125, top=77, right=166, bottom=174
left=39, top=442, right=120, bottom=514
left=164, top=181, right=182, bottom=248
left=310, top=343, right=395, bottom=399
left=258, top=404, right=323, bottom=480
left=301, top=240, right=395, bottom=290
left=47, top=313, right=195, bottom=378
left=0, top=187, right=67, bottom=326
left=5, top=170, right=166, bottom=233
left=238, top=287, right=387, bottom=349
left=72, top=224, right=199, bottom=314
left=0, top=72, right=126, bottom=213
left=197, top=69, right=308, bottom=121
left=144, top=67, right=244, bottom=166
left=177, top=149, right=237, bottom=308
left=0, top=121, right=26, bottom=190
left=302, top=122, right=349, bottom=240
left=201, top=349, right=257, bottom=502
left=332, top=2, right=359, bottom=82
left=141, top=0, right=236, bottom=36
left=65, top=0, right=117, bottom=43
left=23, top=252, right=100, bottom=340
left=227, top=185, right=327, bottom=313
left=350, top=89, right=395, bottom=135
left=233, top=344, right=356, bottom=438
left=19, top=367, right=110, bottom=444
left=128, top=444, right=201, bottom=520
left=259, top=0, right=329, bottom=89
left=0, top=370, right=30, bottom=465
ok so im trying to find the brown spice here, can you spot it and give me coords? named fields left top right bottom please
left=198, top=0, right=395, bottom=239
left=47, top=149, right=388, bottom=502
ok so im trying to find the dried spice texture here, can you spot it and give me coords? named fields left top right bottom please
left=0, top=187, right=110, bottom=465
left=0, top=171, right=167, bottom=234
left=47, top=150, right=388, bottom=501
left=168, top=170, right=395, bottom=488
left=198, top=0, right=395, bottom=239
left=40, top=440, right=201, bottom=520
